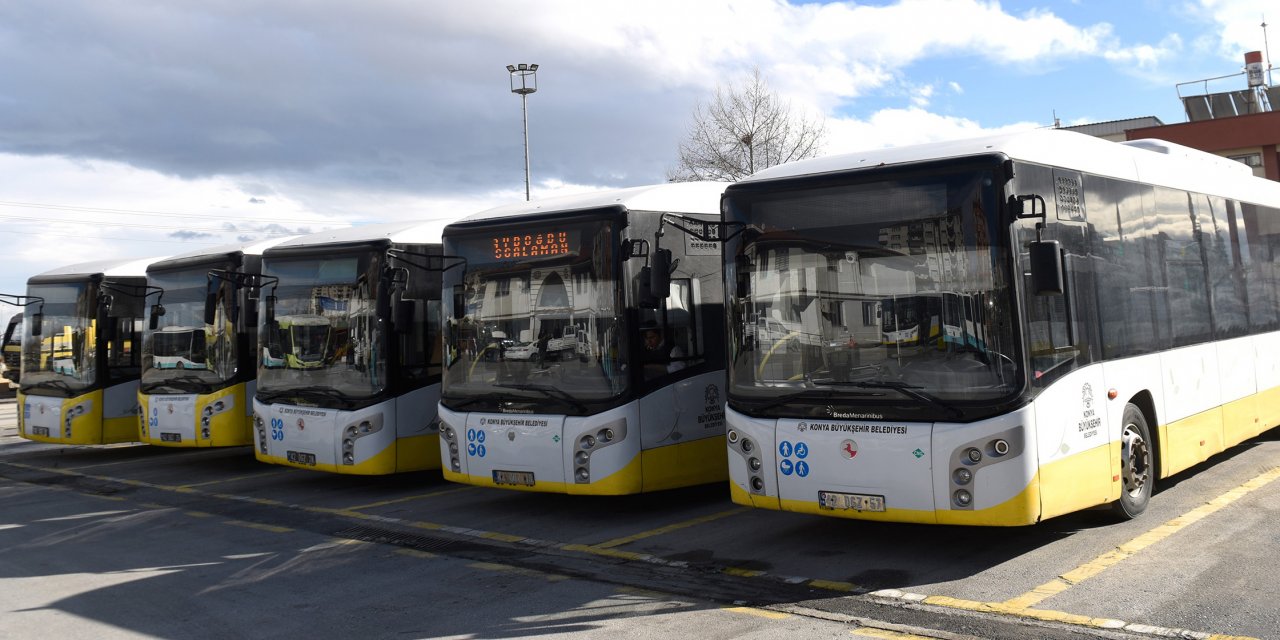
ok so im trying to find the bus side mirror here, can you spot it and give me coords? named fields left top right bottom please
left=394, top=299, right=415, bottom=334
left=1029, top=240, right=1065, bottom=296
left=452, top=286, right=466, bottom=320
left=150, top=304, right=166, bottom=331
left=638, top=266, right=658, bottom=309
left=238, top=291, right=257, bottom=333
left=734, top=254, right=752, bottom=299
left=649, top=248, right=672, bottom=298
left=98, top=294, right=114, bottom=315
left=30, top=312, right=42, bottom=336
left=264, top=295, right=276, bottom=325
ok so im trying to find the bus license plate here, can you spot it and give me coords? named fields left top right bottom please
left=286, top=451, right=317, bottom=466
left=493, top=470, right=535, bottom=487
left=160, top=433, right=182, bottom=443
left=31, top=426, right=49, bottom=437
left=819, top=491, right=885, bottom=512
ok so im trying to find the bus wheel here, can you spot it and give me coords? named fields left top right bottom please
left=1111, top=403, right=1153, bottom=519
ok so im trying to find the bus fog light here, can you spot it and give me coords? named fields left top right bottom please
left=343, top=439, right=355, bottom=453
left=576, top=468, right=590, bottom=481
left=740, top=438, right=754, bottom=453
left=449, top=442, right=458, bottom=454
left=580, top=435, right=596, bottom=449
left=214, top=401, right=225, bottom=412
left=965, top=448, right=982, bottom=464
left=443, top=427, right=455, bottom=441
left=727, top=429, right=739, bottom=444
left=204, top=406, right=214, bottom=417
left=575, top=451, right=589, bottom=465
left=992, top=439, right=1010, bottom=456
left=954, top=490, right=972, bottom=507
left=749, top=457, right=762, bottom=471
left=343, top=453, right=354, bottom=465
left=346, top=425, right=359, bottom=437
left=451, top=460, right=461, bottom=472
left=953, top=468, right=972, bottom=485
left=598, top=428, right=614, bottom=443
left=750, top=477, right=764, bottom=492
left=201, top=416, right=211, bottom=427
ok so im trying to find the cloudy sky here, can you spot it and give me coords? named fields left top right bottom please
left=0, top=0, right=1274, bottom=324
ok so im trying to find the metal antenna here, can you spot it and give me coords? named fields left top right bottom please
left=1264, top=16, right=1274, bottom=86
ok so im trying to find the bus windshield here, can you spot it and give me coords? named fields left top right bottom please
left=442, top=217, right=626, bottom=414
left=141, top=265, right=233, bottom=394
left=257, top=252, right=385, bottom=406
left=724, top=167, right=1022, bottom=418
left=22, top=282, right=96, bottom=396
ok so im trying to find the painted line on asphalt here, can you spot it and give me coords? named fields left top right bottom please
left=177, top=469, right=294, bottom=490
left=849, top=627, right=937, bottom=640
left=868, top=589, right=1257, bottom=640
left=724, top=606, right=790, bottom=620
left=342, top=485, right=474, bottom=511
left=591, top=507, right=746, bottom=549
left=224, top=519, right=293, bottom=534
left=63, top=446, right=230, bottom=470
left=1004, top=465, right=1280, bottom=612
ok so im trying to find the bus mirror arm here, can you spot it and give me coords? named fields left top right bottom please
left=622, top=239, right=649, bottom=259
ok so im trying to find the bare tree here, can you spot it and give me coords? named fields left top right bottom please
left=668, top=69, right=827, bottom=182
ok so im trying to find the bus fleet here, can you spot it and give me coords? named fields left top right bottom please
left=4, top=130, right=1278, bottom=526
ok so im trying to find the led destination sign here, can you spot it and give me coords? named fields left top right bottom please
left=492, top=231, right=574, bottom=259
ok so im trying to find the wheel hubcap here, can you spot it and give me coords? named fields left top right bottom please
left=1120, top=423, right=1150, bottom=497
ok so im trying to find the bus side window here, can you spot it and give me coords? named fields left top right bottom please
left=640, top=278, right=703, bottom=380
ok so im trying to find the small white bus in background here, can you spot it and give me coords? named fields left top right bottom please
left=720, top=130, right=1280, bottom=525
left=138, top=238, right=295, bottom=447
left=439, top=182, right=731, bottom=494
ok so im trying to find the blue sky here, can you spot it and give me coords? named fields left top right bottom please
left=0, top=0, right=1274, bottom=326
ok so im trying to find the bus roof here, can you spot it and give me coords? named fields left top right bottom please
left=266, top=220, right=451, bottom=254
left=452, top=182, right=730, bottom=226
left=30, top=255, right=170, bottom=283
left=739, top=128, right=1280, bottom=208
left=147, top=236, right=302, bottom=272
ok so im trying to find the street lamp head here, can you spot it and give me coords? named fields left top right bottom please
left=507, top=63, right=539, bottom=95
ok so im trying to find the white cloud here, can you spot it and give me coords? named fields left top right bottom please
left=825, top=107, right=1043, bottom=153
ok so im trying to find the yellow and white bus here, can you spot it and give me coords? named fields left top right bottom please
left=12, top=257, right=168, bottom=444
left=439, top=182, right=731, bottom=494
left=721, top=129, right=1280, bottom=525
left=252, top=222, right=447, bottom=474
left=138, top=238, right=296, bottom=447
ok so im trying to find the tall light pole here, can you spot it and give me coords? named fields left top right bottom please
left=507, top=63, right=538, bottom=201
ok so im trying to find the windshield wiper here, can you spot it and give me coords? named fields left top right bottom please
left=493, top=382, right=588, bottom=413
left=739, top=388, right=842, bottom=414
left=22, top=378, right=75, bottom=396
left=441, top=393, right=509, bottom=411
left=847, top=381, right=964, bottom=420
left=141, top=375, right=215, bottom=395
left=257, top=386, right=359, bottom=410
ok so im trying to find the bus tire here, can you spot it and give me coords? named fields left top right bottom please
left=1111, top=403, right=1154, bottom=520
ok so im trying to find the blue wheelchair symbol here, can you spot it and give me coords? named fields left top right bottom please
left=779, top=441, right=793, bottom=458
left=780, top=459, right=794, bottom=476
left=467, top=443, right=477, bottom=456
left=794, top=442, right=809, bottom=459
left=795, top=461, right=810, bottom=477
left=477, top=430, right=486, bottom=444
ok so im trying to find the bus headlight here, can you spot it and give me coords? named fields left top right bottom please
left=991, top=439, right=1010, bottom=456
left=580, top=435, right=596, bottom=450
left=953, top=468, right=973, bottom=485
left=750, top=477, right=765, bottom=492
left=749, top=457, right=762, bottom=471
left=740, top=438, right=754, bottom=453
left=727, top=429, right=740, bottom=444
left=597, top=428, right=614, bottom=443
left=965, top=447, right=982, bottom=464
left=953, top=490, right=973, bottom=507
left=575, top=451, right=589, bottom=466
left=576, top=468, right=590, bottom=482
